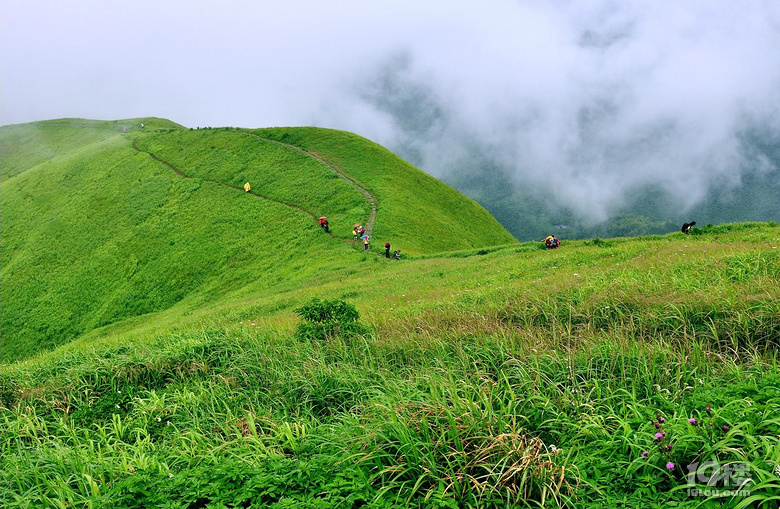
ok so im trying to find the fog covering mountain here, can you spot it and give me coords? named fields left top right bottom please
left=356, top=52, right=780, bottom=241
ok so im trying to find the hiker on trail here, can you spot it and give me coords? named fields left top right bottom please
left=362, top=234, right=370, bottom=251
left=544, top=235, right=560, bottom=249
left=385, top=241, right=391, bottom=258
left=319, top=217, right=329, bottom=233
left=394, top=250, right=401, bottom=260
left=358, top=226, right=365, bottom=237
left=681, top=221, right=696, bottom=234
left=353, top=225, right=360, bottom=240
left=244, top=182, right=251, bottom=192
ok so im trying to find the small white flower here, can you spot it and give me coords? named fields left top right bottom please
left=157, top=417, right=162, bottom=422
left=168, top=473, right=174, bottom=478
left=115, top=404, right=120, bottom=409
left=550, top=445, right=557, bottom=452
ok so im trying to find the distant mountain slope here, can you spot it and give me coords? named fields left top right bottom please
left=0, top=118, right=183, bottom=182
left=0, top=118, right=516, bottom=362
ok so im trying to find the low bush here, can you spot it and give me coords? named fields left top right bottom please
left=294, top=298, right=367, bottom=342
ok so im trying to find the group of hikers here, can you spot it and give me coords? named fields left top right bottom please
left=541, top=220, right=696, bottom=249
left=314, top=218, right=401, bottom=259
left=351, top=223, right=400, bottom=259
left=245, top=186, right=695, bottom=255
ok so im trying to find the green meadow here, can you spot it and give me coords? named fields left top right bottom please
left=1, top=119, right=779, bottom=508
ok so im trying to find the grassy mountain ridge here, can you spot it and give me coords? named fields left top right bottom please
left=0, top=118, right=515, bottom=363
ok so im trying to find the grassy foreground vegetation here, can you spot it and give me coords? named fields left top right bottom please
left=1, top=119, right=779, bottom=507
left=2, top=222, right=779, bottom=508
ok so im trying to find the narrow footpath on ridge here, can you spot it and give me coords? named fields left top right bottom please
left=131, top=140, right=328, bottom=235
left=243, top=133, right=378, bottom=236
left=57, top=123, right=378, bottom=242
left=131, top=136, right=378, bottom=247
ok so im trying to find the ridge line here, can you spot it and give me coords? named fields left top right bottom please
left=243, top=133, right=378, bottom=236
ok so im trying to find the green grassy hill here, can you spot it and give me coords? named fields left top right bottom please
left=1, top=118, right=779, bottom=508
left=0, top=119, right=516, bottom=363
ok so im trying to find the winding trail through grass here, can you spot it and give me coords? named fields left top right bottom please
left=56, top=121, right=378, bottom=247
left=131, top=140, right=338, bottom=239
left=244, top=133, right=378, bottom=236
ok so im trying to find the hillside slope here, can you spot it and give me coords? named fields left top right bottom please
left=1, top=222, right=778, bottom=508
left=0, top=118, right=516, bottom=362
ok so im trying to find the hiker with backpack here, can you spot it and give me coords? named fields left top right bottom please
left=319, top=216, right=329, bottom=233
left=384, top=241, right=391, bottom=258
left=362, top=234, right=370, bottom=251
left=544, top=235, right=560, bottom=249
left=681, top=221, right=696, bottom=234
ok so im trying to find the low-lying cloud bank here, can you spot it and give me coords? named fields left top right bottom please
left=323, top=1, right=780, bottom=226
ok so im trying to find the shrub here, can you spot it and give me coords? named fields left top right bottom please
left=294, top=298, right=366, bottom=342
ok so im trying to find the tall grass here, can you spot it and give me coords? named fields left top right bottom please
left=3, top=306, right=779, bottom=508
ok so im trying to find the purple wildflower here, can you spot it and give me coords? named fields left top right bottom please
left=688, top=418, right=697, bottom=425
left=722, top=425, right=730, bottom=431
left=641, top=451, right=649, bottom=458
left=655, top=432, right=664, bottom=440
left=706, top=404, right=711, bottom=415
left=653, top=422, right=661, bottom=429
left=666, top=462, right=675, bottom=470
left=659, top=417, right=666, bottom=423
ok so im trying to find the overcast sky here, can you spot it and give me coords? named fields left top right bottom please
left=2, top=0, right=779, bottom=219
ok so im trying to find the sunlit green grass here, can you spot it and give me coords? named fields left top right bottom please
left=1, top=118, right=779, bottom=508
left=1, top=120, right=514, bottom=363
left=3, top=222, right=779, bottom=508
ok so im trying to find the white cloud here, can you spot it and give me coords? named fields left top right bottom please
left=2, top=0, right=778, bottom=219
